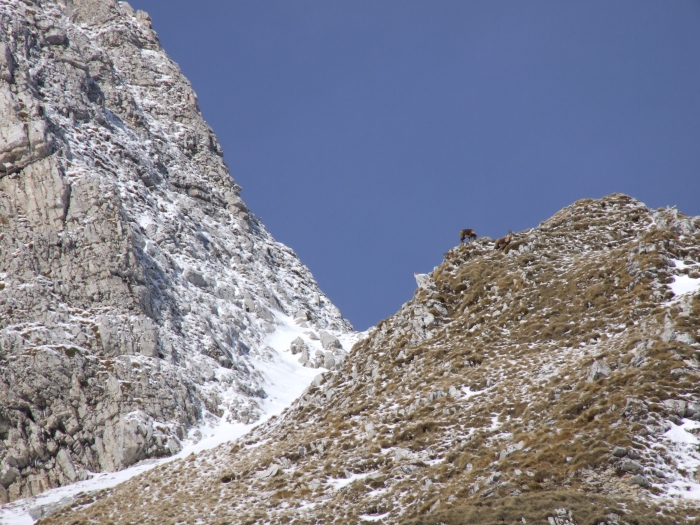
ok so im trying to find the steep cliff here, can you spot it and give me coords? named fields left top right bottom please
left=41, top=195, right=700, bottom=524
left=0, top=0, right=354, bottom=503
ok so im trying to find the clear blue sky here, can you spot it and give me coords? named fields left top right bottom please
left=130, top=0, right=700, bottom=330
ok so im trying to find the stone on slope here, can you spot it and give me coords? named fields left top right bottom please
left=320, top=331, right=343, bottom=350
left=587, top=360, right=611, bottom=382
left=290, top=336, right=307, bottom=355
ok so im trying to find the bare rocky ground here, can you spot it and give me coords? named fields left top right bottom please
left=0, top=0, right=353, bottom=504
left=40, top=195, right=700, bottom=525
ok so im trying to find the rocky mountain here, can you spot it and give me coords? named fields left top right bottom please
left=39, top=194, right=700, bottom=525
left=0, top=0, right=355, bottom=504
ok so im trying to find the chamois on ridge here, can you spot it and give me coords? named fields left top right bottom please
left=459, top=229, right=477, bottom=243
left=494, top=231, right=514, bottom=250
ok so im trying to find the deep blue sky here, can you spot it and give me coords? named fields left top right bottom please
left=130, top=0, right=700, bottom=330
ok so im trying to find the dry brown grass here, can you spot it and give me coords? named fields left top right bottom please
left=408, top=489, right=698, bottom=525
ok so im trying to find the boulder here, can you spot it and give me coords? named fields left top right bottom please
left=394, top=448, right=411, bottom=461
left=587, top=361, right=611, bottom=382
left=44, top=28, right=68, bottom=46
left=294, top=310, right=310, bottom=321
left=184, top=269, right=208, bottom=288
left=255, top=464, right=281, bottom=479
left=56, top=449, right=78, bottom=483
left=0, top=465, right=19, bottom=488
left=619, top=459, right=643, bottom=474
left=612, top=446, right=627, bottom=458
left=686, top=402, right=700, bottom=419
left=289, top=336, right=306, bottom=355
left=629, top=474, right=650, bottom=488
left=663, top=399, right=687, bottom=417
left=320, top=331, right=342, bottom=350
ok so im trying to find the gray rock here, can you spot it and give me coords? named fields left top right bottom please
left=686, top=402, right=700, bottom=418
left=619, top=459, right=644, bottom=474
left=255, top=464, right=281, bottom=479
left=0, top=88, right=29, bottom=167
left=308, top=479, right=321, bottom=491
left=670, top=368, right=691, bottom=377
left=499, top=441, right=525, bottom=460
left=320, top=331, right=342, bottom=350
left=626, top=448, right=640, bottom=460
left=612, top=446, right=627, bottom=457
left=629, top=474, right=651, bottom=488
left=55, top=449, right=78, bottom=483
left=27, top=496, right=74, bottom=521
left=0, top=465, right=19, bottom=487
left=663, top=399, right=686, bottom=417
left=394, top=448, right=411, bottom=461
left=323, top=352, right=335, bottom=369
left=294, top=310, right=310, bottom=321
left=365, top=422, right=376, bottom=438
left=184, top=269, right=208, bottom=288
left=290, top=336, right=306, bottom=355
left=675, top=332, right=696, bottom=344
left=428, top=389, right=446, bottom=401
left=27, top=120, right=49, bottom=159
left=299, top=347, right=310, bottom=367
left=587, top=360, right=611, bottom=382
left=313, top=351, right=325, bottom=368
left=44, top=28, right=68, bottom=46
left=649, top=467, right=666, bottom=479
left=0, top=42, right=14, bottom=83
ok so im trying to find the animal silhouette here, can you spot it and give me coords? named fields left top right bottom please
left=494, top=231, right=514, bottom=250
left=459, top=229, right=477, bottom=243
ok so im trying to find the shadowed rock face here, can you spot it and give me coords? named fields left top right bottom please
left=0, top=0, right=352, bottom=502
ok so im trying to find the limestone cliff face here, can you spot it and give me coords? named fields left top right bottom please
left=0, top=0, right=352, bottom=502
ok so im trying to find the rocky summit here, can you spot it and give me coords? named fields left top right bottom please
left=0, top=0, right=355, bottom=504
left=38, top=195, right=700, bottom=525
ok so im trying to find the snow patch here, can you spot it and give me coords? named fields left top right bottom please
left=359, top=511, right=391, bottom=522
left=669, top=275, right=700, bottom=298
left=665, top=259, right=700, bottom=302
left=328, top=471, right=374, bottom=490
left=660, top=419, right=700, bottom=500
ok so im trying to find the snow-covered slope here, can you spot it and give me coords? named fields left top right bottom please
left=39, top=195, right=700, bottom=525
left=0, top=0, right=356, bottom=504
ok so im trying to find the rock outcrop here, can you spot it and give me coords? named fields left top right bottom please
left=40, top=195, right=700, bottom=524
left=0, top=0, right=352, bottom=502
